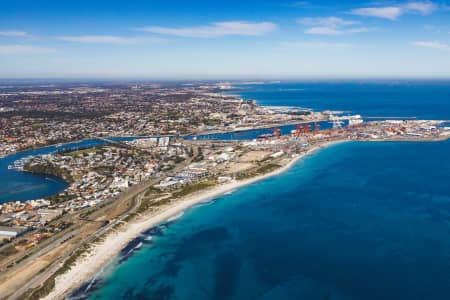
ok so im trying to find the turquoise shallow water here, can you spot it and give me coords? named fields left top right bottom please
left=2, top=82, right=449, bottom=298
left=3, top=82, right=450, bottom=203
left=72, top=140, right=450, bottom=300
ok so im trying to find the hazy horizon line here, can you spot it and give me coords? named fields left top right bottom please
left=1, top=76, right=450, bottom=82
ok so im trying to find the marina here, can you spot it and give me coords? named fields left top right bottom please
left=1, top=82, right=450, bottom=300
left=2, top=0, right=450, bottom=297
left=8, top=155, right=35, bottom=170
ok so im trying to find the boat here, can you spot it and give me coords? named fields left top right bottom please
left=257, top=133, right=273, bottom=139
left=349, top=119, right=363, bottom=126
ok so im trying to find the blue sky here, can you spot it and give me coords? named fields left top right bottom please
left=1, top=0, right=450, bottom=79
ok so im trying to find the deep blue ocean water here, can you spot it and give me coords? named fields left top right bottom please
left=1, top=82, right=450, bottom=299
left=232, top=82, right=450, bottom=120
left=63, top=82, right=450, bottom=300
left=73, top=140, right=450, bottom=300
left=2, top=82, right=449, bottom=203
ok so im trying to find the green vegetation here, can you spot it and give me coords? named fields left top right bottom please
left=65, top=148, right=97, bottom=157
left=31, top=123, right=47, bottom=129
left=137, top=180, right=216, bottom=214
left=144, top=187, right=159, bottom=197
left=193, top=147, right=204, bottom=162
left=0, top=245, right=18, bottom=258
left=137, top=196, right=170, bottom=213
left=94, top=165, right=115, bottom=175
left=172, top=180, right=215, bottom=198
left=0, top=110, right=104, bottom=120
left=173, top=155, right=186, bottom=164
left=23, top=163, right=74, bottom=184
left=151, top=197, right=172, bottom=207
left=235, top=163, right=281, bottom=180
left=255, top=163, right=281, bottom=174
left=187, top=147, right=194, bottom=157
left=19, top=244, right=91, bottom=300
left=15, top=253, right=32, bottom=264
left=204, top=119, right=221, bottom=125
left=45, top=193, right=76, bottom=204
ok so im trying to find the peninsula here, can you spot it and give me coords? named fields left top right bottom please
left=0, top=82, right=449, bottom=300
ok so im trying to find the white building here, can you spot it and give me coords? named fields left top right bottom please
left=158, top=137, right=170, bottom=148
left=0, top=226, right=27, bottom=239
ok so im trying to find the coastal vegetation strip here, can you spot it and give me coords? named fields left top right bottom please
left=17, top=244, right=91, bottom=300
left=23, top=163, right=74, bottom=184
left=0, top=245, right=18, bottom=259
left=172, top=180, right=216, bottom=198
left=30, top=137, right=450, bottom=300
left=235, top=163, right=282, bottom=180
left=17, top=160, right=281, bottom=299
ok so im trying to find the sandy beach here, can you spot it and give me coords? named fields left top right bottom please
left=43, top=140, right=345, bottom=300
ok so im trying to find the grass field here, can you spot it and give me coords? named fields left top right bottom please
left=65, top=148, right=97, bottom=157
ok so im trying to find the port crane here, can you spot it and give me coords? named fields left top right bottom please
left=272, top=127, right=282, bottom=138
left=314, top=122, right=321, bottom=134
left=294, top=124, right=304, bottom=138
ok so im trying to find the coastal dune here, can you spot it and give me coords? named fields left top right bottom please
left=43, top=141, right=343, bottom=300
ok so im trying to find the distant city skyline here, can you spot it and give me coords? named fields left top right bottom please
left=1, top=0, right=450, bottom=78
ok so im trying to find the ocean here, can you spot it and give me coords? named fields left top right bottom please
left=232, top=81, right=450, bottom=120
left=65, top=82, right=450, bottom=300
left=3, top=82, right=449, bottom=204
left=73, top=140, right=450, bottom=300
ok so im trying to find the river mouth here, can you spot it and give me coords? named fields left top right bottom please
left=0, top=169, right=69, bottom=203
left=0, top=139, right=105, bottom=203
left=0, top=122, right=333, bottom=204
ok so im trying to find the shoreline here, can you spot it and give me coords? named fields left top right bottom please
left=0, top=120, right=321, bottom=204
left=0, top=121, right=313, bottom=160
left=42, top=139, right=346, bottom=300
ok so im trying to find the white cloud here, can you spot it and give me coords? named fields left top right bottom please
left=281, top=41, right=353, bottom=49
left=298, top=17, right=372, bottom=35
left=0, top=45, right=55, bottom=54
left=304, top=27, right=344, bottom=35
left=411, top=41, right=450, bottom=50
left=0, top=31, right=28, bottom=37
left=298, top=17, right=359, bottom=27
left=349, top=1, right=437, bottom=20
left=403, top=1, right=437, bottom=14
left=58, top=35, right=165, bottom=44
left=304, top=26, right=371, bottom=35
left=349, top=7, right=403, bottom=20
left=136, top=21, right=277, bottom=38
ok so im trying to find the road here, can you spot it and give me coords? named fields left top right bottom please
left=8, top=192, right=144, bottom=300
left=7, top=145, right=198, bottom=299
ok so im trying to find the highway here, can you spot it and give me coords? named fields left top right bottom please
left=8, top=193, right=143, bottom=300
left=6, top=145, right=198, bottom=300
